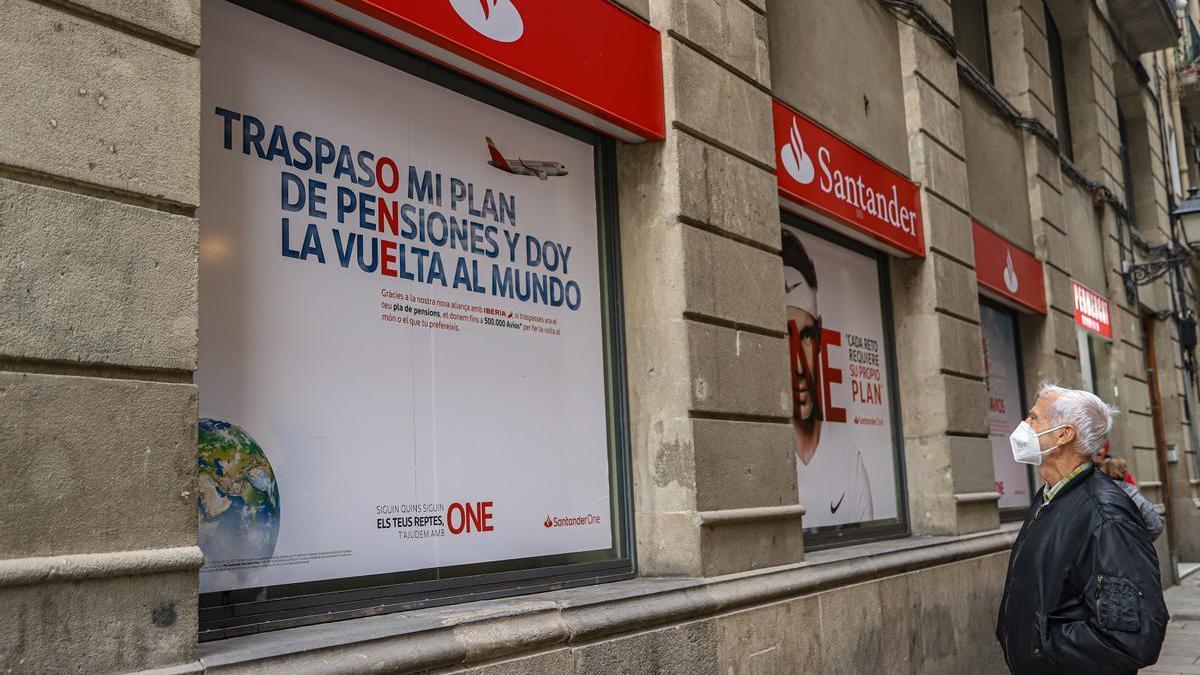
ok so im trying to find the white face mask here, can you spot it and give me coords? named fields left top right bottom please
left=1009, top=421, right=1069, bottom=466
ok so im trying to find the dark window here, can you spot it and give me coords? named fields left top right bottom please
left=1119, top=111, right=1137, bottom=226
left=954, top=0, right=994, bottom=81
left=1046, top=7, right=1073, bottom=160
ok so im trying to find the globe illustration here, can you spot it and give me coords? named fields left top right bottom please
left=197, top=419, right=280, bottom=572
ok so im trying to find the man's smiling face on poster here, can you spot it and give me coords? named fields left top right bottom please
left=783, top=230, right=821, bottom=430
left=787, top=302, right=820, bottom=424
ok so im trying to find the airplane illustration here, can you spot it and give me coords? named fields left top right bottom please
left=486, top=137, right=568, bottom=180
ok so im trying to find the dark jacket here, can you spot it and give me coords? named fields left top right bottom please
left=995, top=464, right=1169, bottom=675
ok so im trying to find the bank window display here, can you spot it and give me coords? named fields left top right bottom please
left=980, top=302, right=1035, bottom=514
left=196, top=0, right=632, bottom=636
left=783, top=219, right=908, bottom=547
left=969, top=222, right=1046, bottom=514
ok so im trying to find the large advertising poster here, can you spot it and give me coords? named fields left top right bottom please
left=980, top=304, right=1032, bottom=509
left=783, top=225, right=900, bottom=529
left=197, top=1, right=613, bottom=593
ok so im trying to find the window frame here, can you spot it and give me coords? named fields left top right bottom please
left=198, top=0, right=635, bottom=640
left=781, top=213, right=911, bottom=551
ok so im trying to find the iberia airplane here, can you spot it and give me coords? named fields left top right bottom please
left=486, top=137, right=568, bottom=180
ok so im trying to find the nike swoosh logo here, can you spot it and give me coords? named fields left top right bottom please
left=830, top=492, right=845, bottom=513
left=785, top=281, right=803, bottom=294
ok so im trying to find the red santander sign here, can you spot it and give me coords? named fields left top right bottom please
left=303, top=0, right=665, bottom=142
left=773, top=100, right=925, bottom=258
left=972, top=221, right=1047, bottom=314
left=1073, top=280, right=1113, bottom=340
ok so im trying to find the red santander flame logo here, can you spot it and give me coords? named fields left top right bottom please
left=544, top=516, right=554, bottom=528
left=450, top=0, right=524, bottom=42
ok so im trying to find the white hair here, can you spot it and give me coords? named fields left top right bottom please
left=1037, top=382, right=1119, bottom=456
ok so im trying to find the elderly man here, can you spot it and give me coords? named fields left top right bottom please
left=996, top=384, right=1168, bottom=674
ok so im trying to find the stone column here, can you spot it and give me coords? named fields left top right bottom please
left=619, top=0, right=804, bottom=576
left=0, top=1, right=201, bottom=673
left=892, top=0, right=999, bottom=535
left=986, top=0, right=1083, bottom=395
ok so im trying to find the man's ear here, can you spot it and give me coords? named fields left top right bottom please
left=1057, top=425, right=1077, bottom=448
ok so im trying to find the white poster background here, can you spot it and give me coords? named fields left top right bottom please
left=785, top=226, right=900, bottom=529
left=981, top=304, right=1032, bottom=509
left=198, top=1, right=612, bottom=592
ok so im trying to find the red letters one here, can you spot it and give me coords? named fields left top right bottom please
left=446, top=501, right=494, bottom=535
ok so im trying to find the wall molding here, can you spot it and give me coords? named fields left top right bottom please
left=197, top=527, right=1019, bottom=673
left=0, top=546, right=203, bottom=589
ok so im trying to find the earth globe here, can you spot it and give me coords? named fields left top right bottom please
left=197, top=419, right=281, bottom=573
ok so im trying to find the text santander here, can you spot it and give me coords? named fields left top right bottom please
left=816, top=146, right=918, bottom=237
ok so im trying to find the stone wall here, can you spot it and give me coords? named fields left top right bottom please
left=0, top=1, right=202, bottom=673
left=621, top=0, right=803, bottom=578
left=442, top=552, right=1011, bottom=675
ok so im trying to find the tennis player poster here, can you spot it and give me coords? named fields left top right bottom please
left=783, top=224, right=901, bottom=530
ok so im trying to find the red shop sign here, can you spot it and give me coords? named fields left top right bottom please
left=972, top=221, right=1047, bottom=314
left=773, top=100, right=925, bottom=258
left=302, top=0, right=665, bottom=142
left=1072, top=280, right=1113, bottom=340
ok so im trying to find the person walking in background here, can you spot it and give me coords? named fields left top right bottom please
left=1093, top=440, right=1137, bottom=485
left=996, top=384, right=1168, bottom=675
left=1101, top=457, right=1164, bottom=542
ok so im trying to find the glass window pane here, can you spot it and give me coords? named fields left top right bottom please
left=1078, top=327, right=1096, bottom=393
left=1045, top=7, right=1073, bottom=159
left=196, top=0, right=631, bottom=634
left=954, top=0, right=993, bottom=81
left=981, top=303, right=1033, bottom=509
left=783, top=223, right=906, bottom=542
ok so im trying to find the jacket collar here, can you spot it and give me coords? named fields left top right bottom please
left=1044, top=462, right=1094, bottom=504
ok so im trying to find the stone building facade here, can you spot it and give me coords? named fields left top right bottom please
left=2, top=0, right=1198, bottom=673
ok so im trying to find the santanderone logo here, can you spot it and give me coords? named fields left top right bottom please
left=1003, top=250, right=1020, bottom=294
left=780, top=117, right=815, bottom=185
left=450, top=0, right=524, bottom=43
left=543, top=513, right=603, bottom=528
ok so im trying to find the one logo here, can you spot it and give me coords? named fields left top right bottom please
left=780, top=117, right=815, bottom=185
left=1002, top=250, right=1020, bottom=294
left=830, top=492, right=846, bottom=514
left=450, top=0, right=524, bottom=43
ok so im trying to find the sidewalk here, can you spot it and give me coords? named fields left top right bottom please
left=1146, top=565, right=1200, bottom=675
